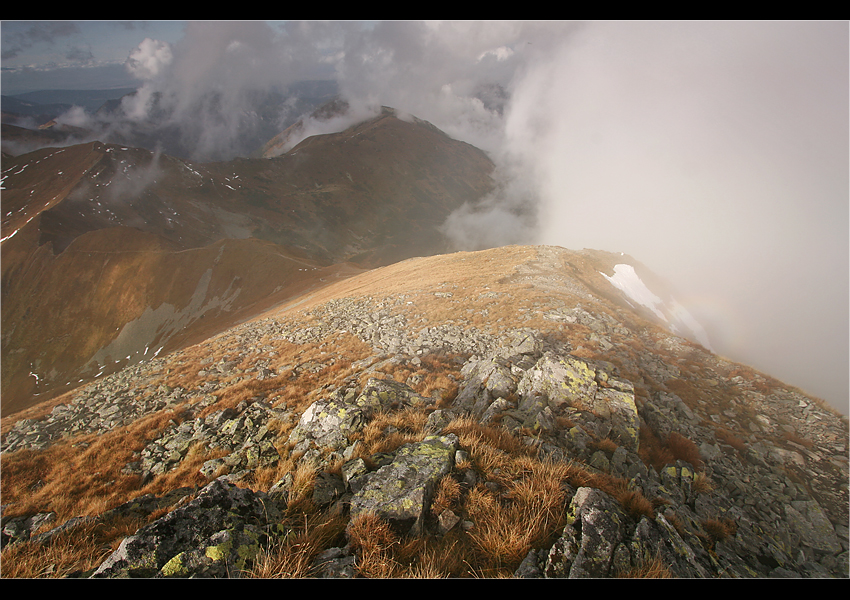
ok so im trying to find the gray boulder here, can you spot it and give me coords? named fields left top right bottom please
left=544, top=487, right=628, bottom=578
left=92, top=479, right=282, bottom=578
left=289, top=378, right=428, bottom=452
left=349, top=434, right=460, bottom=536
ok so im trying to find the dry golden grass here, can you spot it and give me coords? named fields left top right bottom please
left=7, top=243, right=806, bottom=579
left=692, top=471, right=715, bottom=495
left=0, top=406, right=197, bottom=523
left=402, top=549, right=451, bottom=578
left=782, top=430, right=814, bottom=448
left=248, top=512, right=348, bottom=578
left=422, top=418, right=575, bottom=575
left=0, top=515, right=149, bottom=578
left=4, top=360, right=673, bottom=580
left=638, top=422, right=675, bottom=472
left=618, top=553, right=674, bottom=578
left=259, top=246, right=536, bottom=326
left=353, top=406, right=429, bottom=456
left=344, top=511, right=478, bottom=578
left=616, top=488, right=657, bottom=522
left=714, top=427, right=748, bottom=455
left=346, top=511, right=402, bottom=578
left=282, top=461, right=321, bottom=515
left=0, top=388, right=81, bottom=439
left=432, top=475, right=463, bottom=514
left=594, top=437, right=619, bottom=454
left=663, top=378, right=704, bottom=413
left=637, top=423, right=705, bottom=473
left=463, top=460, right=570, bottom=575
left=444, top=415, right=530, bottom=466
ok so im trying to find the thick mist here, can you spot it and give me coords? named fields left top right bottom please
left=44, top=21, right=850, bottom=414
left=501, top=21, right=849, bottom=414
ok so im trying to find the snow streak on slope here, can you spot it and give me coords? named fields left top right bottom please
left=601, top=264, right=666, bottom=320
left=601, top=263, right=714, bottom=351
left=665, top=298, right=715, bottom=352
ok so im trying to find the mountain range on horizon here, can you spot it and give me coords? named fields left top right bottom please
left=2, top=80, right=341, bottom=162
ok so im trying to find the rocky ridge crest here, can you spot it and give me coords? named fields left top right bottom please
left=1, top=245, right=847, bottom=578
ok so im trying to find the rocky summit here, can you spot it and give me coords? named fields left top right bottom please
left=1, top=244, right=847, bottom=578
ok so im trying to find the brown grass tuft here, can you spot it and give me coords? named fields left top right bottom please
left=637, top=421, right=675, bottom=471
left=666, top=432, right=704, bottom=470
left=432, top=475, right=463, bottom=514
left=701, top=517, right=737, bottom=545
left=637, top=423, right=705, bottom=472
left=594, top=437, right=619, bottom=454
left=0, top=407, right=197, bottom=524
left=0, top=513, right=158, bottom=578
left=618, top=553, right=674, bottom=578
left=692, top=471, right=715, bottom=495
left=617, top=489, right=657, bottom=522
left=714, top=427, right=748, bottom=455
left=463, top=458, right=573, bottom=575
left=282, top=461, right=320, bottom=515
left=358, top=406, right=428, bottom=455
left=782, top=430, right=814, bottom=448
left=346, top=511, right=402, bottom=578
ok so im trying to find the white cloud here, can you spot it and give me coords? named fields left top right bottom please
left=29, top=20, right=847, bottom=411
left=125, top=37, right=172, bottom=80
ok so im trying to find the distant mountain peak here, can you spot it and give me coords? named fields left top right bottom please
left=0, top=111, right=495, bottom=413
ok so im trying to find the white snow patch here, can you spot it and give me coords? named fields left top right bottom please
left=601, top=263, right=714, bottom=351
left=600, top=264, right=667, bottom=322
left=0, top=229, right=20, bottom=243
left=668, top=299, right=714, bottom=351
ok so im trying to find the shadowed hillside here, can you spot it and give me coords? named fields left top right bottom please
left=1, top=109, right=496, bottom=414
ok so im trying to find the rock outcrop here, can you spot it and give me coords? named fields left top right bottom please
left=2, top=246, right=847, bottom=578
left=349, top=434, right=459, bottom=536
left=92, top=479, right=282, bottom=578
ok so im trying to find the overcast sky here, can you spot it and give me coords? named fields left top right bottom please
left=2, top=20, right=848, bottom=413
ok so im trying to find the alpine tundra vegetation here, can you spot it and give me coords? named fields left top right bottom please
left=1, top=20, right=846, bottom=578
left=1, top=245, right=847, bottom=578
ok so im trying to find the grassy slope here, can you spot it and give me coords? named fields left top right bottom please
left=4, top=245, right=844, bottom=577
left=1, top=114, right=495, bottom=415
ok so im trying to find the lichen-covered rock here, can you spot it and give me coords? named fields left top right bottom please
left=658, top=461, right=697, bottom=505
left=312, top=471, right=346, bottom=508
left=454, top=356, right=518, bottom=418
left=1, top=511, right=57, bottom=546
left=511, top=352, right=640, bottom=452
left=349, top=434, right=459, bottom=535
left=289, top=378, right=427, bottom=452
left=92, top=479, right=282, bottom=578
left=518, top=353, right=598, bottom=412
left=544, top=487, right=628, bottom=578
left=628, top=509, right=721, bottom=578
left=158, top=524, right=265, bottom=578
left=591, top=386, right=640, bottom=452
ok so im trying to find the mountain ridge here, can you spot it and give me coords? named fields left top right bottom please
left=1, top=100, right=847, bottom=578
left=1, top=110, right=496, bottom=414
left=1, top=243, right=846, bottom=578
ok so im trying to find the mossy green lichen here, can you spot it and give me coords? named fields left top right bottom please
left=205, top=539, right=231, bottom=563
left=160, top=552, right=189, bottom=577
